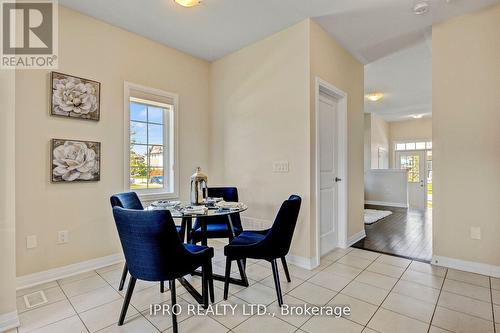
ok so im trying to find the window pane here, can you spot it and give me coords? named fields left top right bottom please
left=396, top=143, right=406, bottom=151
left=130, top=102, right=147, bottom=122
left=148, top=168, right=164, bottom=189
left=400, top=155, right=420, bottom=182
left=130, top=144, right=147, bottom=165
left=405, top=142, right=416, bottom=150
left=148, top=123, right=163, bottom=145
left=148, top=145, right=163, bottom=167
left=130, top=167, right=148, bottom=190
left=416, top=142, right=426, bottom=150
left=130, top=121, right=147, bottom=144
left=148, top=106, right=164, bottom=124
left=426, top=142, right=432, bottom=149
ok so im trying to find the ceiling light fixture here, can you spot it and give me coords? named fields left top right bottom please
left=412, top=114, right=424, bottom=119
left=366, top=93, right=384, bottom=102
left=413, top=1, right=430, bottom=15
left=174, top=0, right=201, bottom=8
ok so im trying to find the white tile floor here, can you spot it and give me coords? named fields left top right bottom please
left=10, top=241, right=500, bottom=333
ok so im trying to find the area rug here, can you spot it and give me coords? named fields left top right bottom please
left=364, top=209, right=392, bottom=225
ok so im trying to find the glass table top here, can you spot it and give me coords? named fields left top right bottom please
left=146, top=202, right=247, bottom=218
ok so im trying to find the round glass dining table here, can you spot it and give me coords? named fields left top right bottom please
left=147, top=204, right=247, bottom=245
left=146, top=203, right=250, bottom=293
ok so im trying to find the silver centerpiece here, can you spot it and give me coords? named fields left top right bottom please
left=190, top=167, right=208, bottom=205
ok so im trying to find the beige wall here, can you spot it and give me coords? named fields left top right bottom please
left=390, top=118, right=432, bottom=142
left=433, top=4, right=500, bottom=266
left=15, top=6, right=211, bottom=276
left=210, top=21, right=312, bottom=258
left=370, top=113, right=390, bottom=169
left=0, top=70, right=18, bottom=324
left=14, top=9, right=364, bottom=275
left=389, top=118, right=432, bottom=167
left=310, top=20, right=365, bottom=247
left=210, top=19, right=364, bottom=262
left=364, top=114, right=372, bottom=171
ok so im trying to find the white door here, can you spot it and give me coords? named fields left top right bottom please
left=396, top=150, right=426, bottom=210
left=319, top=93, right=338, bottom=255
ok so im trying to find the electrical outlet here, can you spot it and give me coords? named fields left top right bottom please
left=470, top=227, right=481, bottom=240
left=57, top=230, right=69, bottom=244
left=27, top=235, right=37, bottom=249
left=273, top=161, right=289, bottom=173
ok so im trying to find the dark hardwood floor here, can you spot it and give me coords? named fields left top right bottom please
left=352, top=204, right=432, bottom=262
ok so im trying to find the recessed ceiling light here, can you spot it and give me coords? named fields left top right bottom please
left=174, top=0, right=201, bottom=7
left=366, top=93, right=384, bottom=102
left=412, top=114, right=424, bottom=119
left=413, top=1, right=430, bottom=15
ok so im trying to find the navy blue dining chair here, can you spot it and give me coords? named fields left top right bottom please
left=112, top=207, right=214, bottom=332
left=223, top=195, right=301, bottom=306
left=110, top=192, right=185, bottom=292
left=190, top=187, right=243, bottom=244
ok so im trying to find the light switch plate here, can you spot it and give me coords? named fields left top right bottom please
left=470, top=227, right=481, bottom=240
left=27, top=235, right=37, bottom=249
left=273, top=161, right=289, bottom=173
left=57, top=230, right=69, bottom=244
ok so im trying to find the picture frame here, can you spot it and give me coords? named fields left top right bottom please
left=50, top=72, right=101, bottom=121
left=51, top=139, right=101, bottom=183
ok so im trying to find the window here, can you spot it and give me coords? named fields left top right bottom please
left=415, top=142, right=426, bottom=150
left=395, top=141, right=432, bottom=151
left=396, top=143, right=406, bottom=151
left=125, top=83, right=178, bottom=199
left=400, top=155, right=420, bottom=182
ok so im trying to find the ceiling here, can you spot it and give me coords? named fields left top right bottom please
left=59, top=0, right=499, bottom=121
left=313, top=0, right=498, bottom=122
left=59, top=0, right=499, bottom=63
left=364, top=38, right=432, bottom=122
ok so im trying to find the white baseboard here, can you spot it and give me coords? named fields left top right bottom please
left=17, top=253, right=124, bottom=290
left=365, top=200, right=408, bottom=208
left=286, top=254, right=318, bottom=270
left=346, top=230, right=367, bottom=248
left=0, top=311, right=19, bottom=332
left=432, top=255, right=500, bottom=278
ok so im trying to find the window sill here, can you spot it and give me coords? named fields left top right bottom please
left=135, top=191, right=179, bottom=203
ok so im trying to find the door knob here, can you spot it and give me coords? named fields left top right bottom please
left=335, top=177, right=342, bottom=182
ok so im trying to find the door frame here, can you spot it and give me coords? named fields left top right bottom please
left=314, top=77, right=348, bottom=267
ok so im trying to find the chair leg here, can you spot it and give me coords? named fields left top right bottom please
left=118, top=263, right=128, bottom=291
left=236, top=259, right=249, bottom=287
left=271, top=259, right=283, bottom=307
left=207, top=259, right=215, bottom=303
left=281, top=256, right=292, bottom=283
left=160, top=281, right=165, bottom=293
left=118, top=277, right=136, bottom=326
left=170, top=280, right=178, bottom=333
left=223, top=257, right=232, bottom=300
left=202, top=264, right=209, bottom=309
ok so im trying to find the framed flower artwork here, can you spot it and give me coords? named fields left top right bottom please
left=50, top=72, right=100, bottom=121
left=51, top=139, right=101, bottom=182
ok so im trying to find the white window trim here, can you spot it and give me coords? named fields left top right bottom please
left=123, top=82, right=179, bottom=201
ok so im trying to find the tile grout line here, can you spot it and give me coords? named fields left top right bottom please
left=222, top=251, right=353, bottom=332
left=17, top=288, right=90, bottom=333
left=491, top=277, right=497, bottom=333
left=426, top=267, right=448, bottom=333
left=86, top=269, right=157, bottom=333
left=55, top=278, right=91, bottom=333
left=227, top=257, right=320, bottom=332
left=295, top=251, right=382, bottom=332
left=361, top=258, right=417, bottom=332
